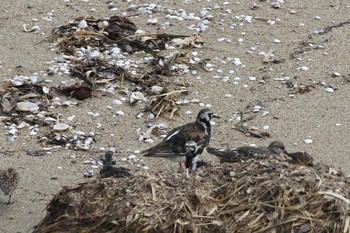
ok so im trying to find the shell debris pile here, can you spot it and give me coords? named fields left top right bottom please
left=50, top=15, right=204, bottom=117
left=34, top=160, right=350, bottom=233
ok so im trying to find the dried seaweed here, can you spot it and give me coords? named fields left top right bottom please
left=51, top=15, right=203, bottom=116
left=34, top=161, right=350, bottom=233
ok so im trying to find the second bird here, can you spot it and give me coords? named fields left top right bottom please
left=207, top=141, right=287, bottom=163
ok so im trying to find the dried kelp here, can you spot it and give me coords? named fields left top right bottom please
left=34, top=160, right=350, bottom=233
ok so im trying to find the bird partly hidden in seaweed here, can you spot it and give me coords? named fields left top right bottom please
left=99, top=151, right=131, bottom=178
left=207, top=141, right=288, bottom=163
left=142, top=109, right=220, bottom=169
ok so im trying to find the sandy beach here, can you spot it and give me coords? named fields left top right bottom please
left=1, top=1, right=350, bottom=232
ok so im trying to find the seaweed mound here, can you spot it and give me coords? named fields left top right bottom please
left=34, top=160, right=350, bottom=233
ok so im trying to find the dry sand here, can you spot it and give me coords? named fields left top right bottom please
left=0, top=1, right=349, bottom=232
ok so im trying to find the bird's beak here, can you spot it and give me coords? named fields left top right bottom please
left=212, top=113, right=220, bottom=119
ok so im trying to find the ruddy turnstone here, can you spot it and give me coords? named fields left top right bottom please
left=142, top=108, right=219, bottom=168
left=0, top=168, right=19, bottom=204
left=99, top=151, right=131, bottom=178
left=207, top=141, right=287, bottom=163
left=184, top=140, right=207, bottom=172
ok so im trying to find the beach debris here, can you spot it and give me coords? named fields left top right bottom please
left=34, top=161, right=350, bottom=232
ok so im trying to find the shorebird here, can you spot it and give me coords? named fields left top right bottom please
left=142, top=108, right=219, bottom=168
left=184, top=140, right=207, bottom=172
left=0, top=168, right=20, bottom=204
left=99, top=151, right=131, bottom=178
left=207, top=141, right=287, bottom=163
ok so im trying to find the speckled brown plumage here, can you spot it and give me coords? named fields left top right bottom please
left=0, top=168, right=20, bottom=204
left=207, top=141, right=287, bottom=163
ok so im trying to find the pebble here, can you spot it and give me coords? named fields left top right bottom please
left=116, top=111, right=125, bottom=116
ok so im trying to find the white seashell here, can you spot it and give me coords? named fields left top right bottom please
left=113, top=99, right=123, bottom=105
left=116, top=111, right=125, bottom=116
left=142, top=166, right=149, bottom=171
left=262, top=111, right=269, bottom=116
left=84, top=137, right=93, bottom=146
left=53, top=123, right=69, bottom=131
left=304, top=139, right=313, bottom=144
left=233, top=58, right=241, bottom=66
left=29, top=130, right=37, bottom=136
left=17, top=122, right=28, bottom=129
left=8, top=129, right=18, bottom=135
left=67, top=115, right=76, bottom=121
left=298, top=66, right=309, bottom=71
left=42, top=86, right=50, bottom=94
left=78, top=19, right=88, bottom=29
left=16, top=102, right=39, bottom=112
left=147, top=18, right=158, bottom=24
left=185, top=111, right=192, bottom=115
left=224, top=94, right=232, bottom=98
left=129, top=92, right=145, bottom=104
left=44, top=117, right=57, bottom=124
left=325, top=87, right=334, bottom=93
left=148, top=113, right=155, bottom=120
left=253, top=106, right=262, bottom=112
left=151, top=85, right=163, bottom=94
left=332, top=72, right=341, bottom=77
left=263, top=125, right=270, bottom=130
left=248, top=76, right=256, bottom=81
left=158, top=122, right=167, bottom=129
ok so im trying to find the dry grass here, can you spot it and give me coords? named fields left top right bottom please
left=34, top=160, right=350, bottom=233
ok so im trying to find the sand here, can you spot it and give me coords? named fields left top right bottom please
left=0, top=1, right=349, bottom=232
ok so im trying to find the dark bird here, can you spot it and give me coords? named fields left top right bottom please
left=184, top=140, right=208, bottom=172
left=0, top=168, right=20, bottom=204
left=142, top=109, right=219, bottom=168
left=207, top=141, right=287, bottom=163
left=99, top=151, right=131, bottom=178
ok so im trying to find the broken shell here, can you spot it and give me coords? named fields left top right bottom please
left=53, top=123, right=70, bottom=131
left=78, top=19, right=88, bottom=29
left=129, top=92, right=145, bottom=104
left=16, top=101, right=39, bottom=112
left=23, top=24, right=41, bottom=33
left=151, top=85, right=163, bottom=94
left=42, top=86, right=50, bottom=94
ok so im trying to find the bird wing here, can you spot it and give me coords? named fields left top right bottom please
left=142, top=122, right=207, bottom=157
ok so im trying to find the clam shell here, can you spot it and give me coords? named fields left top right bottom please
left=16, top=102, right=39, bottom=112
left=53, top=123, right=69, bottom=131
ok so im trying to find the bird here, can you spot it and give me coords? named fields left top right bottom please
left=142, top=108, right=219, bottom=168
left=207, top=141, right=287, bottom=163
left=99, top=151, right=131, bottom=178
left=184, top=140, right=207, bottom=172
left=0, top=168, right=20, bottom=204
